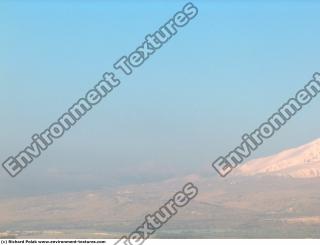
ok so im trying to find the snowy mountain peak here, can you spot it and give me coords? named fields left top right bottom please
left=236, top=138, right=320, bottom=178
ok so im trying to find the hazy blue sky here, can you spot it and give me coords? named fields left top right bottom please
left=1, top=0, right=320, bottom=196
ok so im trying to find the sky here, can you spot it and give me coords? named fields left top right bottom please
left=1, top=0, right=320, bottom=197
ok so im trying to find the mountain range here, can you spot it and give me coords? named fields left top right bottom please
left=1, top=138, right=320, bottom=238
left=236, top=138, right=320, bottom=178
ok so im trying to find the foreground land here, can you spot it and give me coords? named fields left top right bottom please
left=1, top=175, right=320, bottom=238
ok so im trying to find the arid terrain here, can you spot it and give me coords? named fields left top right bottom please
left=2, top=139, right=320, bottom=238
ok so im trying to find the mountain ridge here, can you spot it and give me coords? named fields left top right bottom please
left=235, top=138, right=320, bottom=178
